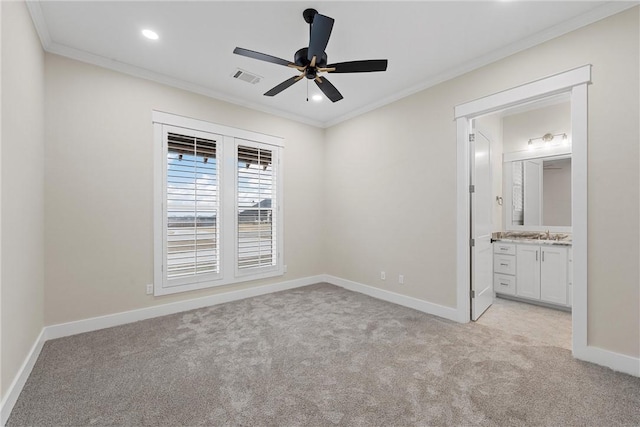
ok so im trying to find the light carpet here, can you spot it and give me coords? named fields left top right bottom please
left=8, top=283, right=640, bottom=426
left=475, top=296, right=572, bottom=350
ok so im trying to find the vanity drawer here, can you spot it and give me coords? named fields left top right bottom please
left=494, top=273, right=516, bottom=295
left=494, top=254, right=516, bottom=275
left=494, top=243, right=516, bottom=255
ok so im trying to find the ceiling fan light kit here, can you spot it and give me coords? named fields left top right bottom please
left=233, top=8, right=388, bottom=103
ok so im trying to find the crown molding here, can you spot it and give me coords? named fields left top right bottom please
left=323, top=1, right=638, bottom=128
left=26, top=0, right=51, bottom=47
left=45, top=42, right=325, bottom=128
left=27, top=1, right=638, bottom=130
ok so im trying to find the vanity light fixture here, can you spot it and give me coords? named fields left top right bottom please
left=527, top=132, right=568, bottom=146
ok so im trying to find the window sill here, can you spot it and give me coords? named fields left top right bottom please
left=154, top=268, right=284, bottom=296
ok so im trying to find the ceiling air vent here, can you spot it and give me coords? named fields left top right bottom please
left=232, top=68, right=262, bottom=84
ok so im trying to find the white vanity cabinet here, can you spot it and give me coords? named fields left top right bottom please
left=494, top=241, right=571, bottom=308
left=493, top=243, right=516, bottom=296
left=515, top=245, right=541, bottom=299
left=539, top=246, right=568, bottom=305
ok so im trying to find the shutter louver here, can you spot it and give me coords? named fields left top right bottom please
left=237, top=145, right=276, bottom=270
left=166, top=132, right=219, bottom=279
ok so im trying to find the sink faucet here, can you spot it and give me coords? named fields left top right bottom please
left=545, top=230, right=551, bottom=240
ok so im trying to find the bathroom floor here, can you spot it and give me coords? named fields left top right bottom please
left=475, top=296, right=572, bottom=350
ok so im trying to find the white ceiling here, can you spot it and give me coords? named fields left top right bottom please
left=29, top=1, right=636, bottom=128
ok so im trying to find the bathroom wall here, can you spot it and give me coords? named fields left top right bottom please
left=543, top=159, right=572, bottom=226
left=502, top=101, right=571, bottom=153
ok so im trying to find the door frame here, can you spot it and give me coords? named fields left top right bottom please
left=454, top=65, right=590, bottom=357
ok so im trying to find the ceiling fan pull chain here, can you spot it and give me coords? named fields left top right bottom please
left=306, top=79, right=309, bottom=102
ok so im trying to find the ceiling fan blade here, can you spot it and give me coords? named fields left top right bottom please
left=314, top=76, right=343, bottom=102
left=324, top=59, right=388, bottom=73
left=307, top=14, right=334, bottom=61
left=234, top=47, right=294, bottom=67
left=264, top=75, right=304, bottom=97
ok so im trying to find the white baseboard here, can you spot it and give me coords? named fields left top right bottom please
left=46, top=275, right=324, bottom=340
left=324, top=274, right=460, bottom=322
left=0, top=275, right=322, bottom=426
left=0, top=329, right=47, bottom=426
left=3, top=274, right=637, bottom=426
left=574, top=345, right=640, bottom=377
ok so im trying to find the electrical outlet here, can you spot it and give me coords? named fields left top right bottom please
left=398, top=274, right=404, bottom=285
left=146, top=284, right=153, bottom=295
left=284, top=265, right=288, bottom=273
left=380, top=271, right=386, bottom=280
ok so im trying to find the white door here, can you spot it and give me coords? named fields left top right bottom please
left=516, top=245, right=541, bottom=299
left=523, top=160, right=543, bottom=226
left=470, top=131, right=493, bottom=320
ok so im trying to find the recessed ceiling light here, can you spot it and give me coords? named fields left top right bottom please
left=312, top=94, right=323, bottom=102
left=142, top=29, right=159, bottom=40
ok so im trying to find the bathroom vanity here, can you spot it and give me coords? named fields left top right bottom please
left=493, top=235, right=572, bottom=309
left=495, top=143, right=573, bottom=310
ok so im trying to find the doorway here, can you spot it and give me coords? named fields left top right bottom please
left=470, top=97, right=573, bottom=346
left=454, top=65, right=590, bottom=357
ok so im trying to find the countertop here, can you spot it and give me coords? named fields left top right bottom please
left=492, top=232, right=572, bottom=247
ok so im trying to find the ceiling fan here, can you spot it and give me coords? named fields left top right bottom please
left=233, top=8, right=388, bottom=102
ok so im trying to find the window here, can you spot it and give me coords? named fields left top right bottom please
left=164, top=129, right=220, bottom=287
left=153, top=113, right=283, bottom=295
left=237, top=143, right=276, bottom=272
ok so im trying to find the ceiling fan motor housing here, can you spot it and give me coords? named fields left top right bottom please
left=294, top=47, right=327, bottom=70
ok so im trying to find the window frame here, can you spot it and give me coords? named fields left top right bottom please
left=234, top=138, right=281, bottom=279
left=153, top=111, right=284, bottom=296
left=162, top=125, right=223, bottom=288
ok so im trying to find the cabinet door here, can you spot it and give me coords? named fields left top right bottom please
left=516, top=245, right=540, bottom=299
left=540, top=246, right=568, bottom=305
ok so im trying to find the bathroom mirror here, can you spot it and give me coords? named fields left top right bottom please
left=504, top=154, right=572, bottom=231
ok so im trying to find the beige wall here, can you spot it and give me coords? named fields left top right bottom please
left=325, top=7, right=639, bottom=356
left=543, top=159, right=572, bottom=226
left=1, top=1, right=45, bottom=397
left=497, top=101, right=572, bottom=231
left=502, top=102, right=571, bottom=154
left=44, top=55, right=325, bottom=325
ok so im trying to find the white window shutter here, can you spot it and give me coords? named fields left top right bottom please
left=166, top=131, right=219, bottom=281
left=237, top=144, right=277, bottom=271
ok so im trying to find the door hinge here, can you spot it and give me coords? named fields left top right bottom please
left=469, top=185, right=475, bottom=193
left=469, top=133, right=475, bottom=142
left=471, top=290, right=476, bottom=298
left=470, top=238, right=475, bottom=247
